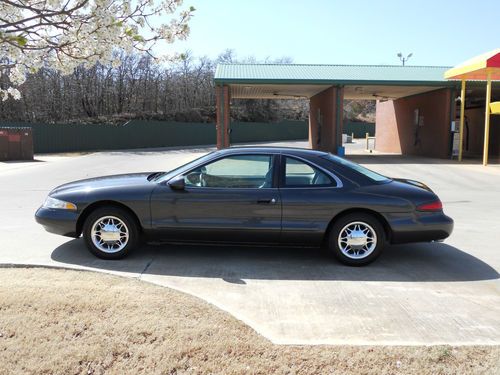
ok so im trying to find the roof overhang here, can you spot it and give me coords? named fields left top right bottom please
left=227, top=83, right=450, bottom=100
left=215, top=64, right=455, bottom=100
left=445, top=49, right=500, bottom=81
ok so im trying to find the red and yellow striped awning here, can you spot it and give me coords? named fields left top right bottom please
left=445, top=49, right=500, bottom=81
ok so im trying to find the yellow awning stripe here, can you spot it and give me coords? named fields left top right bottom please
left=445, top=48, right=500, bottom=81
left=490, top=101, right=500, bottom=115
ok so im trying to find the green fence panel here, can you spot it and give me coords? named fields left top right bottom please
left=343, top=122, right=375, bottom=138
left=231, top=121, right=308, bottom=143
left=0, top=120, right=308, bottom=153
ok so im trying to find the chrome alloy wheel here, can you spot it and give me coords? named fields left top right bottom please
left=91, top=216, right=129, bottom=253
left=338, top=221, right=377, bottom=259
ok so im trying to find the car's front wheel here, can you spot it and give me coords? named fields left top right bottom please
left=83, top=207, right=139, bottom=260
left=328, top=213, right=385, bottom=266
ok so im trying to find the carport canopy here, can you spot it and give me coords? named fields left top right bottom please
left=214, top=63, right=455, bottom=151
left=445, top=48, right=500, bottom=166
left=216, top=64, right=453, bottom=100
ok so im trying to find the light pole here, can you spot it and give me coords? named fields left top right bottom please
left=397, top=52, right=413, bottom=66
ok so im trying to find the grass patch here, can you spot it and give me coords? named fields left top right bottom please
left=0, top=268, right=498, bottom=374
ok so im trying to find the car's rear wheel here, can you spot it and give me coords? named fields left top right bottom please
left=83, top=207, right=139, bottom=260
left=328, top=213, right=385, bottom=266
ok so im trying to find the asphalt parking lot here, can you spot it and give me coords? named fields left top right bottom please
left=1, top=141, right=499, bottom=345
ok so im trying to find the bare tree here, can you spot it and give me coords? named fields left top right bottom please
left=0, top=49, right=371, bottom=124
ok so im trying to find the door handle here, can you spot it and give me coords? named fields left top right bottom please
left=257, top=198, right=277, bottom=204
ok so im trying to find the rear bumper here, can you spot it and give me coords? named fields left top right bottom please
left=35, top=207, right=79, bottom=237
left=384, top=211, right=454, bottom=244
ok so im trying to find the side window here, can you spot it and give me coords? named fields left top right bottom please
left=184, top=154, right=274, bottom=188
left=284, top=157, right=335, bottom=187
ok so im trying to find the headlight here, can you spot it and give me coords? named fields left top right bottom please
left=43, top=196, right=77, bottom=211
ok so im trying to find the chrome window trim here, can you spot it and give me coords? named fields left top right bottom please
left=172, top=152, right=279, bottom=190
left=183, top=186, right=278, bottom=191
left=168, top=151, right=344, bottom=191
left=281, top=153, right=344, bottom=189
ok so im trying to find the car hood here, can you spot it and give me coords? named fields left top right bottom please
left=50, top=172, right=155, bottom=195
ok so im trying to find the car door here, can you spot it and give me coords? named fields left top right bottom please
left=150, top=153, right=282, bottom=243
left=279, top=154, right=345, bottom=245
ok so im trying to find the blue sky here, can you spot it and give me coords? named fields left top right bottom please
left=167, top=0, right=499, bottom=66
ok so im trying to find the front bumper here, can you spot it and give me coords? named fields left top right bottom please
left=35, top=207, right=79, bottom=237
left=384, top=211, right=454, bottom=244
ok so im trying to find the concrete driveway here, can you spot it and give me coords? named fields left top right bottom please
left=1, top=141, right=499, bottom=345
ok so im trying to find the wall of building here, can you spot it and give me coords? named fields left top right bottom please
left=309, top=86, right=343, bottom=153
left=376, top=88, right=452, bottom=158
left=462, top=107, right=500, bottom=158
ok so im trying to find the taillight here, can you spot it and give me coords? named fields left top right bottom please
left=417, top=200, right=443, bottom=212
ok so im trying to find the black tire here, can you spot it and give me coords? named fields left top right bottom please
left=328, top=213, right=385, bottom=266
left=82, top=206, right=139, bottom=260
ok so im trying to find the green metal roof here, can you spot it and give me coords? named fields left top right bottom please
left=215, top=64, right=454, bottom=86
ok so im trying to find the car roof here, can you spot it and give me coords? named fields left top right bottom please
left=215, top=146, right=329, bottom=157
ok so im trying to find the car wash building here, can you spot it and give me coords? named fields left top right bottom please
left=214, top=49, right=500, bottom=163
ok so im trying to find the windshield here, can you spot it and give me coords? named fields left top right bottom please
left=322, top=154, right=390, bottom=183
left=153, top=152, right=215, bottom=182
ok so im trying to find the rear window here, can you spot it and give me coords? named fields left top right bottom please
left=322, top=154, right=390, bottom=183
left=284, top=157, right=335, bottom=187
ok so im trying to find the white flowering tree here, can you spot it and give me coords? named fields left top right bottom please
left=0, top=0, right=194, bottom=100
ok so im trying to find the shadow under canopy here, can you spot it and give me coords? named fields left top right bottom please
left=346, top=154, right=500, bottom=165
left=51, top=240, right=499, bottom=283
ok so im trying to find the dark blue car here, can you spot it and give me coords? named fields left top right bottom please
left=36, top=147, right=453, bottom=266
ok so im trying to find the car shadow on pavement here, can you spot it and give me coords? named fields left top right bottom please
left=0, top=159, right=45, bottom=164
left=51, top=240, right=499, bottom=283
left=346, top=154, right=500, bottom=166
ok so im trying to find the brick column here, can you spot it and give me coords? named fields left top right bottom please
left=309, top=86, right=342, bottom=153
left=216, top=85, right=231, bottom=149
left=336, top=86, right=344, bottom=150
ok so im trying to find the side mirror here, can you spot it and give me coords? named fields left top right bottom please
left=168, top=176, right=185, bottom=190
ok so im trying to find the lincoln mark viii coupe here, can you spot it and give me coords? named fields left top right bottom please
left=35, top=147, right=453, bottom=266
